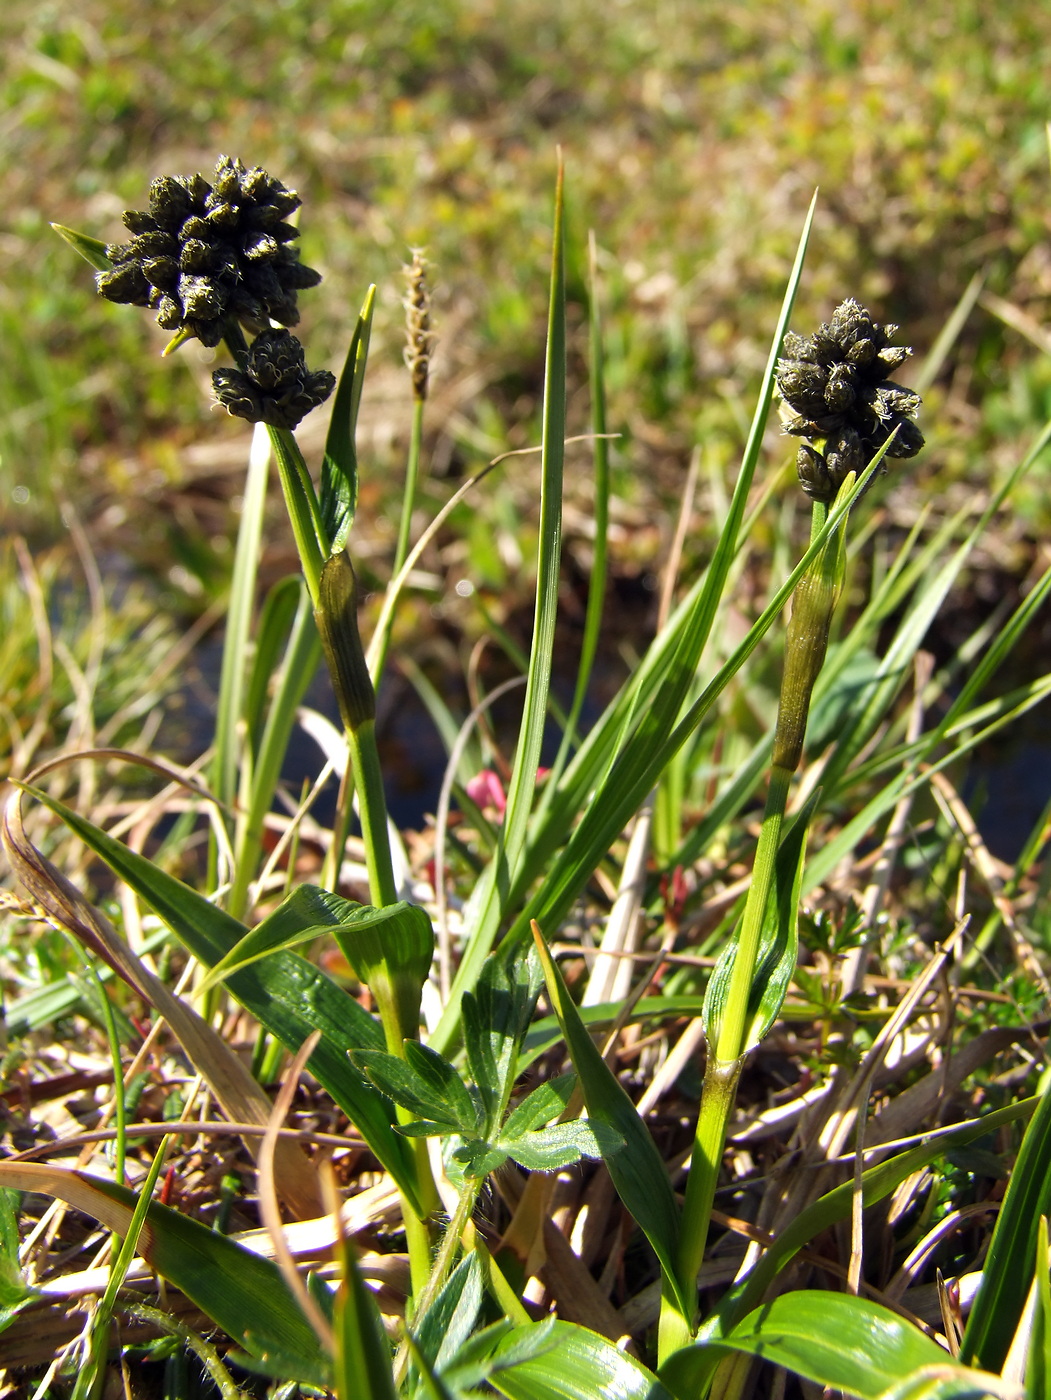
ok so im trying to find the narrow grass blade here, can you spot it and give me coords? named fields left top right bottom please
left=229, top=586, right=321, bottom=919
left=663, top=1293, right=950, bottom=1400
left=531, top=926, right=690, bottom=1318
left=322, top=285, right=376, bottom=554
left=960, top=1081, right=1051, bottom=1372
left=1027, top=1217, right=1051, bottom=1400
left=489, top=1319, right=676, bottom=1400
left=333, top=1241, right=398, bottom=1400
left=507, top=193, right=817, bottom=902
left=704, top=790, right=818, bottom=1055
left=243, top=574, right=302, bottom=752
left=432, top=158, right=568, bottom=1050
left=214, top=421, right=270, bottom=811
left=539, top=229, right=612, bottom=801
left=0, top=1162, right=329, bottom=1387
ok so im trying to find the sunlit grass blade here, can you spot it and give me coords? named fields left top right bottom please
left=213, top=421, right=270, bottom=815
left=243, top=574, right=302, bottom=752
left=960, top=1080, right=1051, bottom=1373
left=488, top=1319, right=676, bottom=1400
left=538, top=229, right=612, bottom=805
left=322, top=284, right=376, bottom=554
left=530, top=924, right=691, bottom=1320
left=228, top=586, right=322, bottom=920
left=431, top=157, right=568, bottom=1052
left=663, top=1292, right=951, bottom=1400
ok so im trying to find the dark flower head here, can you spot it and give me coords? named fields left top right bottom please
left=212, top=329, right=334, bottom=430
left=96, top=156, right=321, bottom=347
left=776, top=298, right=924, bottom=504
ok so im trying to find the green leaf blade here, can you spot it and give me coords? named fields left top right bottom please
left=663, top=1293, right=949, bottom=1400
left=530, top=928, right=689, bottom=1318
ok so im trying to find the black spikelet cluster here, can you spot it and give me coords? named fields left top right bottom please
left=96, top=156, right=321, bottom=347
left=776, top=299, right=924, bottom=504
left=212, top=329, right=335, bottom=431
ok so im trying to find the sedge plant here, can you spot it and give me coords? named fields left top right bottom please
left=2, top=152, right=1051, bottom=1400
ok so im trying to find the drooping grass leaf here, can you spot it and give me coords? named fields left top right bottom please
left=196, top=884, right=418, bottom=994
left=18, top=786, right=422, bottom=1211
left=662, top=1293, right=952, bottom=1400
left=488, top=1319, right=676, bottom=1400
left=0, top=1163, right=329, bottom=1387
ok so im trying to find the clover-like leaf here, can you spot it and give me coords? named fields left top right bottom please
left=502, top=1120, right=624, bottom=1173
left=501, top=1072, right=578, bottom=1139
left=354, top=1049, right=466, bottom=1132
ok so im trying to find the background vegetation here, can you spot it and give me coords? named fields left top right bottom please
left=4, top=1, right=1051, bottom=1394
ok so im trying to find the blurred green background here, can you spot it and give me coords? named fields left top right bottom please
left=4, top=0, right=1051, bottom=629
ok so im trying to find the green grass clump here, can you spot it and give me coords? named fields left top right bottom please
left=1, top=136, right=1050, bottom=1397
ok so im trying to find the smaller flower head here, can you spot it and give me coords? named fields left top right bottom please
left=776, top=298, right=924, bottom=503
left=212, top=329, right=334, bottom=430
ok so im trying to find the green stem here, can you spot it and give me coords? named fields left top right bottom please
left=396, top=1180, right=480, bottom=1381
left=660, top=1055, right=743, bottom=1362
left=401, top=1136, right=440, bottom=1302
left=227, top=590, right=321, bottom=921
left=715, top=765, right=791, bottom=1063
left=346, top=718, right=398, bottom=908
left=394, top=397, right=424, bottom=580
left=663, top=494, right=846, bottom=1353
left=370, top=394, right=424, bottom=701
left=269, top=427, right=327, bottom=604
left=314, top=553, right=397, bottom=907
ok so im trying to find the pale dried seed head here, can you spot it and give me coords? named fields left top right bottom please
left=404, top=248, right=433, bottom=402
